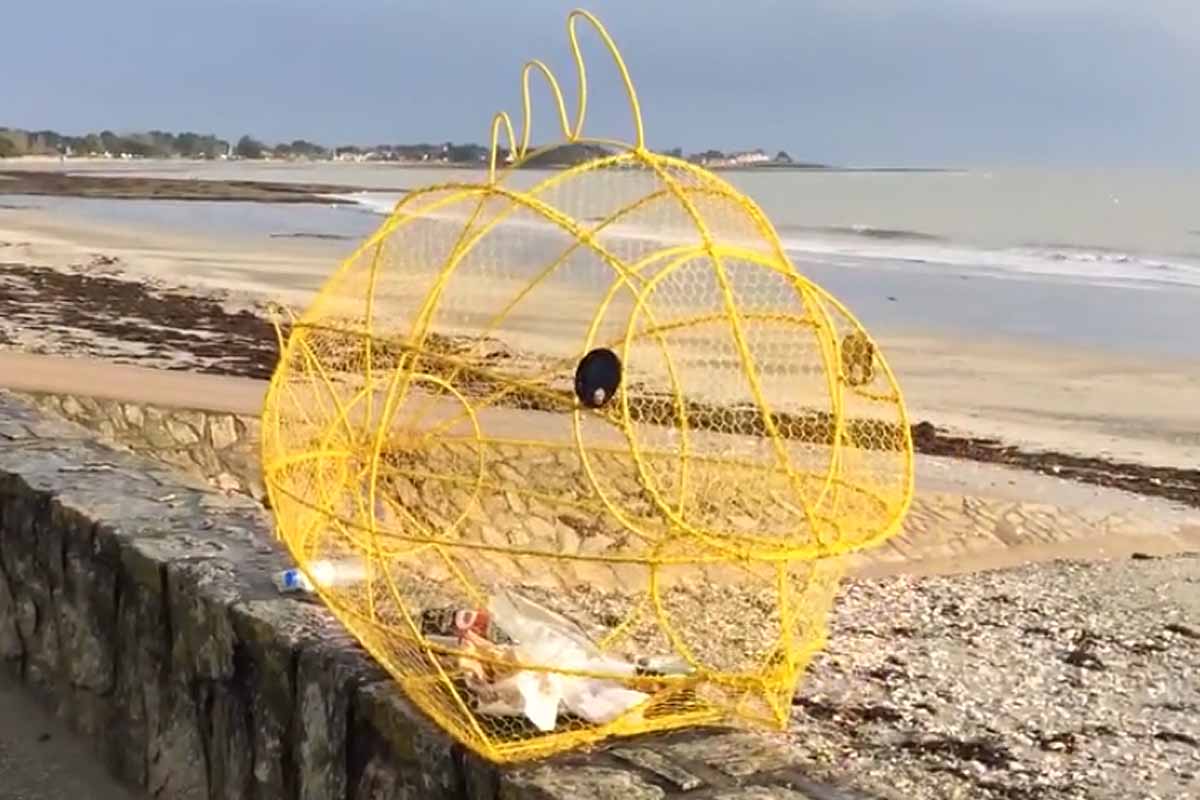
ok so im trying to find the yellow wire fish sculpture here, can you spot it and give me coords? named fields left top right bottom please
left=261, top=8, right=915, bottom=763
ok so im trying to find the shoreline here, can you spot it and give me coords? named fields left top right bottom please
left=2, top=154, right=957, bottom=174
left=0, top=169, right=405, bottom=204
left=0, top=252, right=1196, bottom=510
left=3, top=193, right=1197, bottom=486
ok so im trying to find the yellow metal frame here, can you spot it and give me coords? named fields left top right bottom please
left=261, top=8, right=915, bottom=764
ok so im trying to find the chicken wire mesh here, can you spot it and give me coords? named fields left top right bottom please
left=260, top=8, right=914, bottom=763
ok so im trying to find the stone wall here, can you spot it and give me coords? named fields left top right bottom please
left=15, top=391, right=264, bottom=501
left=15, top=389, right=1194, bottom=578
left=0, top=392, right=860, bottom=800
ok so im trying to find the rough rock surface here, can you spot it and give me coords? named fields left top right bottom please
left=15, top=390, right=264, bottom=501
left=4, top=387, right=1196, bottom=799
left=17, top=390, right=1198, bottom=577
left=0, top=391, right=494, bottom=799
left=792, top=556, right=1200, bottom=799
left=0, top=391, right=872, bottom=799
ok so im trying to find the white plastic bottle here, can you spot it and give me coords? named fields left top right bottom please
left=274, top=558, right=366, bottom=594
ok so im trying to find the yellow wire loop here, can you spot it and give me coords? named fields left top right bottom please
left=488, top=8, right=646, bottom=182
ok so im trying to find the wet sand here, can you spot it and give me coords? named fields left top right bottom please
left=0, top=270, right=1196, bottom=510
left=1, top=201, right=1198, bottom=504
left=0, top=168, right=396, bottom=204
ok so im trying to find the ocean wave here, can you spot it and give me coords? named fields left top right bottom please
left=777, top=235, right=1200, bottom=290
left=327, top=192, right=1200, bottom=292
left=777, top=223, right=945, bottom=242
left=323, top=193, right=402, bottom=216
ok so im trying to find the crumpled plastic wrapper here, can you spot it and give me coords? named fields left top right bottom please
left=448, top=589, right=652, bottom=731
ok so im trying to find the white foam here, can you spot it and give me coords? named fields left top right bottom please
left=774, top=232, right=1200, bottom=290
left=327, top=192, right=1200, bottom=292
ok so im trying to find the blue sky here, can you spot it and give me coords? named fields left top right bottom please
left=4, top=0, right=1197, bottom=166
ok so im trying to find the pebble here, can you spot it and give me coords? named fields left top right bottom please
left=788, top=553, right=1200, bottom=800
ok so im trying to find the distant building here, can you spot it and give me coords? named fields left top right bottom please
left=729, top=149, right=770, bottom=165
left=687, top=148, right=775, bottom=167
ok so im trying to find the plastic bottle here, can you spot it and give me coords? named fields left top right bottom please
left=274, top=558, right=366, bottom=594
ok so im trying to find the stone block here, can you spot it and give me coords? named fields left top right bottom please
left=209, top=414, right=240, bottom=450
left=296, top=635, right=385, bottom=800
left=123, top=403, right=146, bottom=427
left=60, top=395, right=87, bottom=418
left=501, top=766, right=666, bottom=800
left=167, top=418, right=201, bottom=446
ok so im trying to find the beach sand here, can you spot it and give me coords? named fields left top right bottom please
left=3, top=202, right=1197, bottom=473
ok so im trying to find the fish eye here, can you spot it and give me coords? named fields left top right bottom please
left=574, top=348, right=622, bottom=408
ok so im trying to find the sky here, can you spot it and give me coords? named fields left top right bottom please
left=4, top=0, right=1198, bottom=167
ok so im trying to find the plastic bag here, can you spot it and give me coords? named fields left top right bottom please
left=485, top=590, right=649, bottom=729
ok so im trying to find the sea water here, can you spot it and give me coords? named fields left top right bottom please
left=6, top=162, right=1199, bottom=357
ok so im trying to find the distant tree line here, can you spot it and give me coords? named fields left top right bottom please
left=0, top=126, right=812, bottom=168
left=0, top=127, right=233, bottom=159
left=0, top=127, right=499, bottom=164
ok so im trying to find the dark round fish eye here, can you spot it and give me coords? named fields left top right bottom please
left=575, top=348, right=622, bottom=408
